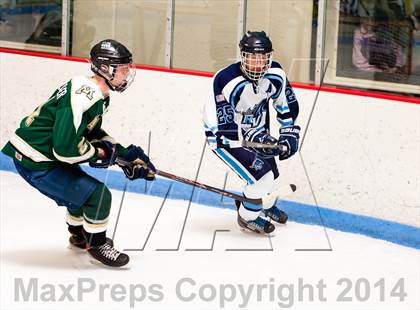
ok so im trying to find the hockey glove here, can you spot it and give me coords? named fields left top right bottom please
left=89, top=140, right=117, bottom=168
left=243, top=128, right=281, bottom=158
left=121, top=145, right=156, bottom=181
left=278, top=125, right=300, bottom=160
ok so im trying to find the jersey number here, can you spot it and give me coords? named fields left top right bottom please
left=285, top=86, right=296, bottom=103
left=25, top=98, right=52, bottom=127
left=216, top=105, right=234, bottom=125
left=25, top=84, right=67, bottom=127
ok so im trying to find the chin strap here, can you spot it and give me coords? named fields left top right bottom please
left=104, top=78, right=116, bottom=91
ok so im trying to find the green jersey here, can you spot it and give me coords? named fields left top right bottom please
left=2, top=76, right=126, bottom=170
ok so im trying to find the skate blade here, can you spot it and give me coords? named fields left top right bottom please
left=88, top=258, right=131, bottom=270
left=67, top=243, right=87, bottom=253
left=239, top=227, right=275, bottom=237
left=268, top=218, right=288, bottom=225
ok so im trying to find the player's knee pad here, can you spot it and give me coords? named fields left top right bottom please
left=244, top=170, right=274, bottom=198
left=243, top=171, right=275, bottom=209
left=83, top=184, right=112, bottom=222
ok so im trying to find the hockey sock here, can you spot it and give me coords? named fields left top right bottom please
left=238, top=202, right=262, bottom=221
left=67, top=223, right=84, bottom=236
left=83, top=230, right=107, bottom=247
left=82, top=183, right=111, bottom=227
left=66, top=208, right=83, bottom=226
left=81, top=184, right=111, bottom=246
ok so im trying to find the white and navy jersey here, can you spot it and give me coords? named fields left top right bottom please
left=203, top=61, right=299, bottom=148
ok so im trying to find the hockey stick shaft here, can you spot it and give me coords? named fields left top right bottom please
left=115, top=158, right=296, bottom=204
left=226, top=140, right=288, bottom=152
left=242, top=141, right=288, bottom=152
left=156, top=169, right=263, bottom=204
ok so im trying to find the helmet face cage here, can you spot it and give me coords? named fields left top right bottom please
left=240, top=51, right=273, bottom=82
left=108, top=62, right=136, bottom=92
left=91, top=60, right=136, bottom=93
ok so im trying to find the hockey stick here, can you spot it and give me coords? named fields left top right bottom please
left=234, top=111, right=288, bottom=152
left=242, top=141, right=288, bottom=151
left=115, top=157, right=296, bottom=205
left=221, top=139, right=288, bottom=152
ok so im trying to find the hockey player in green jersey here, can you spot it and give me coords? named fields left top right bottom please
left=1, top=39, right=155, bottom=267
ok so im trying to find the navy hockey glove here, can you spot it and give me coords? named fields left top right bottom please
left=278, top=125, right=300, bottom=160
left=89, top=140, right=117, bottom=168
left=243, top=128, right=281, bottom=158
left=121, top=145, right=156, bottom=181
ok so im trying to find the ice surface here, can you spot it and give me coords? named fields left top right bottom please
left=1, top=171, right=419, bottom=309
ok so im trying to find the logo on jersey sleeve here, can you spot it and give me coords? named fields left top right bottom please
left=75, top=85, right=95, bottom=100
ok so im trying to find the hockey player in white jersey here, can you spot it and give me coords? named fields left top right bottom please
left=203, top=31, right=300, bottom=234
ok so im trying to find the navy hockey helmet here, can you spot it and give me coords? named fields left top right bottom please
left=239, top=31, right=273, bottom=81
left=90, top=39, right=136, bottom=92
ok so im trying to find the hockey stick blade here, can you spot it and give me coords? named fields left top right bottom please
left=115, top=157, right=296, bottom=205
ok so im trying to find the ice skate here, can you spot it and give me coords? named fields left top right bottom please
left=262, top=206, right=288, bottom=224
left=69, top=234, right=87, bottom=249
left=69, top=235, right=114, bottom=250
left=237, top=214, right=275, bottom=234
left=87, top=242, right=129, bottom=267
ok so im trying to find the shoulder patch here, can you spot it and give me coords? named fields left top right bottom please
left=70, top=76, right=103, bottom=112
left=70, top=76, right=103, bottom=132
left=75, top=85, right=95, bottom=100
